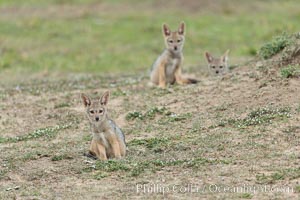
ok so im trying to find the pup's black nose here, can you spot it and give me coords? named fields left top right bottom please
left=174, top=46, right=177, bottom=50
left=95, top=117, right=99, bottom=121
left=216, top=70, right=219, bottom=74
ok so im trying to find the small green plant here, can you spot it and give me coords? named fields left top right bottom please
left=129, top=137, right=169, bottom=149
left=247, top=46, right=257, bottom=56
left=295, top=185, right=300, bottom=193
left=256, top=173, right=270, bottom=184
left=280, top=65, right=300, bottom=78
left=282, top=126, right=300, bottom=133
left=130, top=165, right=147, bottom=177
left=95, top=160, right=130, bottom=172
left=271, top=172, right=284, bottom=181
left=22, top=152, right=41, bottom=161
left=84, top=157, right=230, bottom=177
left=156, top=112, right=193, bottom=125
left=214, top=104, right=229, bottom=111
left=296, top=104, right=300, bottom=113
left=82, top=134, right=93, bottom=142
left=219, top=106, right=291, bottom=128
left=256, top=168, right=300, bottom=184
left=126, top=111, right=144, bottom=120
left=145, top=107, right=166, bottom=119
left=54, top=102, right=70, bottom=109
left=94, top=172, right=108, bottom=180
left=112, top=89, right=128, bottom=97
left=166, top=112, right=192, bottom=122
left=51, top=154, right=73, bottom=161
left=126, top=107, right=166, bottom=121
left=259, top=33, right=291, bottom=59
left=0, top=91, right=7, bottom=100
left=245, top=106, right=291, bottom=124
left=239, top=193, right=253, bottom=199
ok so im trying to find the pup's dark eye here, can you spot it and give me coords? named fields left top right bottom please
left=212, top=66, right=216, bottom=69
left=99, top=109, right=103, bottom=114
left=90, top=110, right=94, bottom=114
left=169, top=40, right=173, bottom=43
left=219, top=66, right=223, bottom=68
left=177, top=39, right=181, bottom=42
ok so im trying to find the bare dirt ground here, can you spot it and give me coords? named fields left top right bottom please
left=0, top=59, right=300, bottom=199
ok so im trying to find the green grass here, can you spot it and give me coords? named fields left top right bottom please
left=215, top=106, right=291, bottom=129
left=126, top=106, right=193, bottom=126
left=85, top=156, right=230, bottom=177
left=0, top=122, right=74, bottom=143
left=129, top=137, right=170, bottom=151
left=256, top=168, right=300, bottom=184
left=93, top=172, right=108, bottom=180
left=21, top=151, right=42, bottom=161
left=54, top=102, right=70, bottom=109
left=51, top=154, right=74, bottom=161
left=0, top=0, right=299, bottom=80
left=239, top=193, right=253, bottom=199
left=296, top=105, right=300, bottom=113
left=295, top=185, right=300, bottom=193
left=126, top=111, right=144, bottom=120
left=280, top=65, right=300, bottom=78
left=258, top=33, right=291, bottom=59
left=126, top=107, right=166, bottom=121
left=163, top=112, right=193, bottom=123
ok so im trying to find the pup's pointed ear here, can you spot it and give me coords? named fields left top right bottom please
left=162, top=23, right=171, bottom=36
left=205, top=52, right=213, bottom=63
left=222, top=49, right=230, bottom=62
left=100, top=91, right=110, bottom=106
left=178, top=21, right=185, bottom=35
left=81, top=93, right=91, bottom=107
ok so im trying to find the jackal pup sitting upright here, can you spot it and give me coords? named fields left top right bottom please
left=81, top=91, right=126, bottom=160
left=150, top=21, right=197, bottom=88
left=205, top=50, right=230, bottom=76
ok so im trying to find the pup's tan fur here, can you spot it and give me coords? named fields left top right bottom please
left=81, top=91, right=126, bottom=160
left=150, top=22, right=197, bottom=88
left=205, top=50, right=230, bottom=76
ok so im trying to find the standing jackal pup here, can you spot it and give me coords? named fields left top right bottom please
left=205, top=50, right=230, bottom=75
left=81, top=91, right=126, bottom=161
left=150, top=21, right=197, bottom=88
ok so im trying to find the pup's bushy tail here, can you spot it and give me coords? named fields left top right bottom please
left=188, top=78, right=198, bottom=84
left=84, top=151, right=97, bottom=160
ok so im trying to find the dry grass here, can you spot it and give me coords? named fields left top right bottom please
left=0, top=63, right=300, bottom=199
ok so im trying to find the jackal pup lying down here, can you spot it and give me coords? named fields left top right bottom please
left=81, top=91, right=126, bottom=160
left=205, top=50, right=230, bottom=76
left=150, top=21, right=197, bottom=88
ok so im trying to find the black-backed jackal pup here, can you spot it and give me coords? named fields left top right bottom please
left=81, top=91, right=126, bottom=161
left=150, top=21, right=197, bottom=88
left=205, top=50, right=230, bottom=76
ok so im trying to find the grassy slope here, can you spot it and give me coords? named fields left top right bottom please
left=1, top=67, right=300, bottom=199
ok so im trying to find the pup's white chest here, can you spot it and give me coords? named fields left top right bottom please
left=166, top=58, right=179, bottom=75
left=93, top=132, right=109, bottom=147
